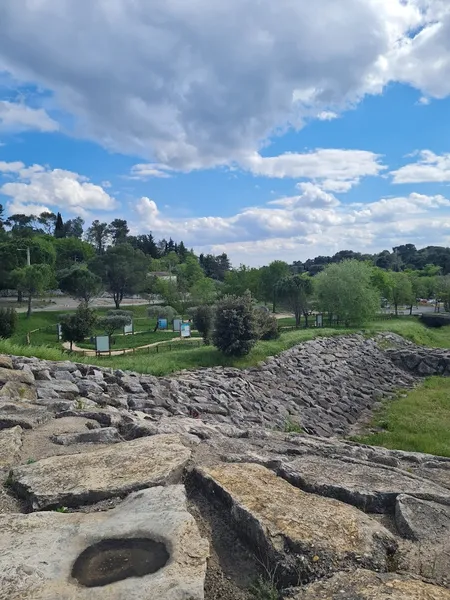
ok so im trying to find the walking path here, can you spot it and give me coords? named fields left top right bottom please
left=62, top=336, right=190, bottom=357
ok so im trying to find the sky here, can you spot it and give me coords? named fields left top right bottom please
left=0, top=0, right=450, bottom=267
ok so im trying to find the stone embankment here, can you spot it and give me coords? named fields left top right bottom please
left=1, top=333, right=450, bottom=599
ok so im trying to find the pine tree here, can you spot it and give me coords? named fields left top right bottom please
left=54, top=212, right=66, bottom=238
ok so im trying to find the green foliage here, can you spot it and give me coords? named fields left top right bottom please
left=386, top=271, right=414, bottom=314
left=147, top=305, right=177, bottom=321
left=255, top=308, right=279, bottom=340
left=0, top=307, right=17, bottom=338
left=90, top=244, right=149, bottom=308
left=438, top=275, right=450, bottom=311
left=176, top=255, right=204, bottom=288
left=53, top=237, right=95, bottom=270
left=98, top=310, right=132, bottom=337
left=283, top=418, right=303, bottom=433
left=222, top=265, right=261, bottom=297
left=249, top=576, right=279, bottom=600
left=315, top=260, right=380, bottom=326
left=58, top=266, right=103, bottom=302
left=192, top=305, right=214, bottom=345
left=54, top=506, right=69, bottom=513
left=259, top=260, right=290, bottom=312
left=61, top=303, right=97, bottom=350
left=213, top=293, right=259, bottom=356
left=276, top=274, right=313, bottom=327
left=154, top=279, right=191, bottom=316
left=190, top=277, right=218, bottom=306
left=12, top=263, right=54, bottom=317
left=86, top=220, right=110, bottom=253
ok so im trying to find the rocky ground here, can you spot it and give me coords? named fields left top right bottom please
left=1, top=334, right=450, bottom=599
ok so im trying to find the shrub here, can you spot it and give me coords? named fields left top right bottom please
left=255, top=308, right=279, bottom=340
left=98, top=310, right=132, bottom=338
left=0, top=307, right=17, bottom=339
left=147, top=305, right=177, bottom=322
left=61, top=303, right=97, bottom=350
left=420, top=314, right=450, bottom=328
left=192, top=305, right=214, bottom=345
left=213, top=293, right=259, bottom=356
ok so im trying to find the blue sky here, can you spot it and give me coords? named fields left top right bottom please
left=1, top=0, right=450, bottom=266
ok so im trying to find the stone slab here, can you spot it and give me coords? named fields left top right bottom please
left=291, top=569, right=450, bottom=599
left=0, top=356, right=13, bottom=369
left=0, top=380, right=37, bottom=402
left=51, top=427, right=121, bottom=446
left=0, top=485, right=209, bottom=600
left=0, top=425, right=22, bottom=469
left=0, top=402, right=50, bottom=430
left=276, top=455, right=450, bottom=513
left=395, top=494, right=450, bottom=541
left=0, top=367, right=34, bottom=385
left=10, top=434, right=191, bottom=510
left=195, top=463, right=396, bottom=585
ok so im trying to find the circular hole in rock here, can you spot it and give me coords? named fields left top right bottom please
left=72, top=538, right=170, bottom=587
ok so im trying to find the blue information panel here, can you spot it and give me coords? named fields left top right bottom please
left=158, top=318, right=168, bottom=330
left=180, top=323, right=191, bottom=338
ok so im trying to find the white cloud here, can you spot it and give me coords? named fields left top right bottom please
left=129, top=163, right=175, bottom=180
left=240, top=149, right=385, bottom=190
left=0, top=0, right=443, bottom=169
left=0, top=101, right=58, bottom=133
left=391, top=150, right=450, bottom=183
left=133, top=189, right=450, bottom=264
left=0, top=163, right=118, bottom=217
left=418, top=96, right=430, bottom=105
left=317, top=111, right=338, bottom=121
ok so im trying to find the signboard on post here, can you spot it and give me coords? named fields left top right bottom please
left=316, top=314, right=323, bottom=328
left=123, top=321, right=133, bottom=335
left=180, top=323, right=191, bottom=338
left=173, top=318, right=182, bottom=332
left=95, top=335, right=110, bottom=354
left=158, top=318, right=168, bottom=330
left=56, top=323, right=62, bottom=341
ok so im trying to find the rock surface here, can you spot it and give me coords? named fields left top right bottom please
left=395, top=494, right=450, bottom=541
left=10, top=434, right=192, bottom=509
left=291, top=569, right=450, bottom=599
left=0, top=425, right=22, bottom=468
left=195, top=463, right=397, bottom=584
left=0, top=486, right=209, bottom=600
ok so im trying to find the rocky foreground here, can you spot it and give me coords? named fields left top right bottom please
left=1, top=334, right=450, bottom=599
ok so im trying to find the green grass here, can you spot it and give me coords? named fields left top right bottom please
left=353, top=377, right=450, bottom=457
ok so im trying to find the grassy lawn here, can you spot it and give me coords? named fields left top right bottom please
left=352, top=377, right=450, bottom=457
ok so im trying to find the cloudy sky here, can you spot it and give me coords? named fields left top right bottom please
left=0, top=0, right=450, bottom=265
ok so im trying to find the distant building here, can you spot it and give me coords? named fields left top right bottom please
left=148, top=271, right=177, bottom=283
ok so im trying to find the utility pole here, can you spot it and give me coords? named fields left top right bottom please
left=18, top=247, right=31, bottom=266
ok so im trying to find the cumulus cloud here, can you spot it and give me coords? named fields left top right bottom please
left=391, top=150, right=450, bottom=183
left=133, top=188, right=450, bottom=264
left=129, top=163, right=175, bottom=180
left=317, top=111, right=338, bottom=121
left=0, top=162, right=118, bottom=217
left=0, top=100, right=58, bottom=133
left=0, top=0, right=444, bottom=169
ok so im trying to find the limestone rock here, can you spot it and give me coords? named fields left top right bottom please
left=0, top=380, right=37, bottom=402
left=10, top=434, right=192, bottom=509
left=195, top=463, right=397, bottom=585
left=0, top=355, right=13, bottom=369
left=291, top=569, right=450, bottom=599
left=35, top=380, right=80, bottom=399
left=0, top=486, right=209, bottom=599
left=276, top=455, right=450, bottom=513
left=395, top=494, right=450, bottom=541
left=0, top=401, right=50, bottom=430
left=51, top=426, right=122, bottom=446
left=0, top=425, right=22, bottom=468
left=0, top=366, right=34, bottom=385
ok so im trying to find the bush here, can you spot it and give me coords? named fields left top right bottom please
left=420, top=314, right=450, bottom=328
left=147, top=305, right=177, bottom=321
left=0, top=307, right=17, bottom=339
left=192, top=305, right=214, bottom=345
left=213, top=293, right=259, bottom=356
left=61, top=303, right=97, bottom=350
left=255, top=308, right=279, bottom=340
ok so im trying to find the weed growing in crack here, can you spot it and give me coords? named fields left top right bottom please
left=249, top=576, right=280, bottom=600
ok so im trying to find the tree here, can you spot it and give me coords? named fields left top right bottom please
left=98, top=310, right=132, bottom=339
left=154, top=278, right=191, bottom=315
left=128, top=233, right=160, bottom=258
left=86, top=220, right=110, bottom=253
left=54, top=212, right=66, bottom=238
left=260, top=260, right=290, bottom=312
left=90, top=244, right=148, bottom=308
left=176, top=256, right=204, bottom=288
left=64, top=217, right=84, bottom=239
left=190, top=277, right=218, bottom=306
left=0, top=203, right=5, bottom=230
left=200, top=253, right=231, bottom=281
left=437, top=275, right=450, bottom=312
left=276, top=274, right=313, bottom=327
left=213, top=292, right=259, bottom=356
left=38, top=211, right=57, bottom=235
left=53, top=237, right=96, bottom=270
left=6, top=214, right=36, bottom=237
left=222, top=265, right=260, bottom=297
left=59, top=266, right=103, bottom=303
left=61, top=303, right=97, bottom=351
left=255, top=308, right=279, bottom=340
left=109, top=218, right=129, bottom=246
left=315, top=260, right=380, bottom=326
left=192, top=305, right=214, bottom=345
left=0, top=308, right=17, bottom=339
left=387, top=272, right=414, bottom=316
left=12, top=264, right=54, bottom=318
